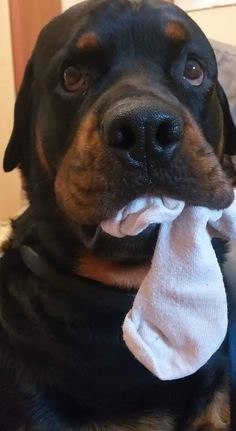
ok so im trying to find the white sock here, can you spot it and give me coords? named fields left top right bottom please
left=101, top=192, right=236, bottom=380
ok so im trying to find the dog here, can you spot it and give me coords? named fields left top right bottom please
left=1, top=0, right=236, bottom=429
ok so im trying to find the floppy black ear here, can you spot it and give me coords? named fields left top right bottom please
left=217, top=83, right=236, bottom=156
left=3, top=59, right=34, bottom=172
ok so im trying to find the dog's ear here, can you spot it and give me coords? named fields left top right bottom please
left=3, top=59, right=34, bottom=172
left=217, top=83, right=236, bottom=156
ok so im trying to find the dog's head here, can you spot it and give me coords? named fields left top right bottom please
left=4, top=0, right=236, bottom=263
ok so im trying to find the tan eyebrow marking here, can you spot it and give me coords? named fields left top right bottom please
left=77, top=32, right=99, bottom=50
left=165, top=22, right=187, bottom=43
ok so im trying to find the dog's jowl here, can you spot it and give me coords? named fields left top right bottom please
left=1, top=1, right=236, bottom=430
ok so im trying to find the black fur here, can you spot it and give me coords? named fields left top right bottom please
left=1, top=1, right=236, bottom=430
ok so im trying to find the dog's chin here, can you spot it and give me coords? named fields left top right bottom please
left=78, top=223, right=159, bottom=263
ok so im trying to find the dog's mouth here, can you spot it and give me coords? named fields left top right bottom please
left=78, top=222, right=160, bottom=262
left=79, top=196, right=179, bottom=247
left=76, top=186, right=227, bottom=258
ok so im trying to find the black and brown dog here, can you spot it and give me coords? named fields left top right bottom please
left=1, top=0, right=236, bottom=430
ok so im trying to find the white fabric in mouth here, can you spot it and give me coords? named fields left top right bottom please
left=101, top=196, right=185, bottom=238
left=101, top=191, right=236, bottom=380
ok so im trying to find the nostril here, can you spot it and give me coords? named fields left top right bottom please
left=156, top=118, right=182, bottom=147
left=109, top=123, right=136, bottom=151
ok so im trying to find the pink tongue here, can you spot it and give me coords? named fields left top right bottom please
left=101, top=196, right=185, bottom=238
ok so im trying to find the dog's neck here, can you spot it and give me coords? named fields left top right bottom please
left=12, top=207, right=150, bottom=289
left=20, top=245, right=135, bottom=310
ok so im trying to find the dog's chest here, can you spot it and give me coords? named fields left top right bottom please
left=80, top=416, right=174, bottom=431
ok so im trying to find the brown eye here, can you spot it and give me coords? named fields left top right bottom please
left=63, top=66, right=85, bottom=92
left=183, top=59, right=204, bottom=86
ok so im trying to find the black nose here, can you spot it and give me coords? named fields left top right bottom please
left=103, top=102, right=183, bottom=164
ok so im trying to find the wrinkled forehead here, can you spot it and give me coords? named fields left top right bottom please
left=34, top=0, right=216, bottom=73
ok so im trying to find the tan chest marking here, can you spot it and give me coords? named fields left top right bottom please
left=193, top=390, right=230, bottom=430
left=76, top=253, right=150, bottom=289
left=80, top=415, right=174, bottom=431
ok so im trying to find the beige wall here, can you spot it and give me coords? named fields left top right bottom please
left=189, top=5, right=236, bottom=46
left=0, top=1, right=21, bottom=221
left=61, top=0, right=84, bottom=11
